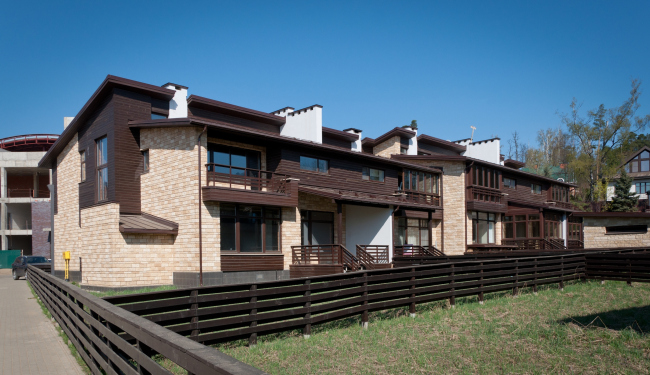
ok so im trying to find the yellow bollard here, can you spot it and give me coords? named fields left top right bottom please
left=63, top=251, right=70, bottom=281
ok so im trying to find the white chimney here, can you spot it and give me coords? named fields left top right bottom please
left=402, top=126, right=418, bottom=155
left=63, top=117, right=74, bottom=129
left=280, top=105, right=323, bottom=143
left=271, top=107, right=295, bottom=117
left=344, top=128, right=363, bottom=152
left=163, top=83, right=188, bottom=118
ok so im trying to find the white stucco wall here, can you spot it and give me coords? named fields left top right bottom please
left=280, top=105, right=323, bottom=143
left=345, top=205, right=393, bottom=258
left=407, top=129, right=418, bottom=155
left=347, top=129, right=362, bottom=152
left=607, top=180, right=649, bottom=201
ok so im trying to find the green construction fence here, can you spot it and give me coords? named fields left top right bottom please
left=0, top=250, right=22, bottom=268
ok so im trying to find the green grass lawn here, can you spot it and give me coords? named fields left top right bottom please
left=216, top=280, right=650, bottom=374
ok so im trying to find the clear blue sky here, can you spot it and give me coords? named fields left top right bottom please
left=1, top=1, right=648, bottom=148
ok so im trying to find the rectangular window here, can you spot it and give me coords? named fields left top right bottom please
left=151, top=113, right=167, bottom=120
left=96, top=137, right=108, bottom=202
left=503, top=178, right=516, bottom=189
left=606, top=225, right=647, bottom=235
left=362, top=167, right=385, bottom=182
left=471, top=211, right=496, bottom=244
left=142, top=150, right=149, bottom=173
left=300, top=156, right=328, bottom=173
left=401, top=169, right=439, bottom=194
left=636, top=182, right=650, bottom=194
left=80, top=151, right=86, bottom=182
left=396, top=217, right=429, bottom=246
left=220, top=204, right=281, bottom=252
left=400, top=147, right=408, bottom=154
left=208, top=144, right=260, bottom=174
left=531, top=184, right=542, bottom=194
left=473, top=166, right=500, bottom=189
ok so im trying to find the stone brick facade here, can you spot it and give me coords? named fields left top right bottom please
left=31, top=200, right=51, bottom=258
left=373, top=136, right=401, bottom=158
left=583, top=217, right=650, bottom=248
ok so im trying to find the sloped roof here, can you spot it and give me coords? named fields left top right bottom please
left=119, top=213, right=179, bottom=235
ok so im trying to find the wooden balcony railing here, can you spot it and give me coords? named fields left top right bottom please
left=291, top=244, right=360, bottom=271
left=5, top=189, right=50, bottom=198
left=568, top=239, right=584, bottom=249
left=394, top=245, right=444, bottom=257
left=547, top=200, right=574, bottom=210
left=205, top=164, right=290, bottom=195
left=467, top=185, right=504, bottom=204
left=394, top=190, right=441, bottom=206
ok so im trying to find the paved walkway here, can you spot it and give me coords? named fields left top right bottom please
left=0, top=269, right=84, bottom=374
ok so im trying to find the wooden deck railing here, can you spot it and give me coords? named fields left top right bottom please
left=502, top=238, right=567, bottom=250
left=548, top=200, right=574, bottom=210
left=356, top=245, right=390, bottom=269
left=291, top=244, right=360, bottom=271
left=394, top=245, right=443, bottom=257
left=205, top=163, right=290, bottom=195
left=467, top=185, right=504, bottom=204
left=26, top=265, right=264, bottom=375
left=5, top=188, right=50, bottom=198
left=568, top=239, right=584, bottom=249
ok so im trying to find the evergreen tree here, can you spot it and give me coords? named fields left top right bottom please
left=607, top=169, right=639, bottom=212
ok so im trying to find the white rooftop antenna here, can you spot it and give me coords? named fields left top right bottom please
left=470, top=126, right=476, bottom=143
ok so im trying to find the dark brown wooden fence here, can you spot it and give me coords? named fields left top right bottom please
left=585, top=252, right=650, bottom=284
left=105, top=253, right=587, bottom=347
left=26, top=265, right=266, bottom=375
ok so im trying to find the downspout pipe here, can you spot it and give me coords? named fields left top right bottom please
left=47, top=183, right=54, bottom=275
left=198, top=125, right=207, bottom=286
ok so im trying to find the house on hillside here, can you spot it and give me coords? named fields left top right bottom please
left=606, top=146, right=650, bottom=211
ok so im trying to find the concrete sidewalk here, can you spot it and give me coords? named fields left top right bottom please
left=0, top=269, right=84, bottom=374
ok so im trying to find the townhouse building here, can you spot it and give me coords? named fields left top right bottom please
left=607, top=146, right=650, bottom=208
left=40, top=75, right=579, bottom=289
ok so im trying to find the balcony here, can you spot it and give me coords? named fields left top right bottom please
left=5, top=189, right=50, bottom=199
left=394, top=190, right=441, bottom=207
left=202, top=164, right=298, bottom=207
left=545, top=200, right=575, bottom=211
left=466, top=185, right=507, bottom=213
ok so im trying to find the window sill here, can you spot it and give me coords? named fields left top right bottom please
left=299, top=169, right=329, bottom=176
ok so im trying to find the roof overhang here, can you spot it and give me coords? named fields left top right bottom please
left=298, top=185, right=440, bottom=211
left=39, top=75, right=176, bottom=168
left=417, top=134, right=466, bottom=152
left=119, top=213, right=179, bottom=235
left=322, top=127, right=359, bottom=142
left=362, top=127, right=416, bottom=147
left=187, top=95, right=286, bottom=126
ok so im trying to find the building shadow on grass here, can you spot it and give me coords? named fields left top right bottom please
left=559, top=305, right=650, bottom=334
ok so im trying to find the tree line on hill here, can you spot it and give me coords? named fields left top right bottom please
left=506, top=79, right=650, bottom=211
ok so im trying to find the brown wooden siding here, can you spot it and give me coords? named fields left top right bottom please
left=221, top=253, right=284, bottom=272
left=113, top=88, right=157, bottom=214
left=322, top=134, right=351, bottom=149
left=77, top=94, right=115, bottom=209
left=201, top=181, right=299, bottom=207
left=189, top=107, right=280, bottom=135
left=418, top=143, right=459, bottom=156
left=501, top=173, right=550, bottom=207
left=275, top=148, right=402, bottom=196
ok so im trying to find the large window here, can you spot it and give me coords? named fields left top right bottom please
left=503, top=177, right=516, bottom=189
left=96, top=137, right=108, bottom=201
left=473, top=166, right=500, bottom=189
left=503, top=214, right=541, bottom=239
left=471, top=212, right=496, bottom=244
left=208, top=144, right=260, bottom=174
left=545, top=212, right=563, bottom=239
left=635, top=182, right=650, bottom=195
left=80, top=151, right=86, bottom=182
left=220, top=204, right=280, bottom=252
left=626, top=150, right=650, bottom=173
left=396, top=218, right=429, bottom=247
left=399, top=169, right=439, bottom=195
left=531, top=183, right=542, bottom=195
left=551, top=185, right=569, bottom=202
left=362, top=167, right=384, bottom=182
left=301, top=211, right=334, bottom=245
left=142, top=150, right=149, bottom=173
left=300, top=156, right=328, bottom=173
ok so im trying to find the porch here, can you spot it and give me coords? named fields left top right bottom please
left=289, top=244, right=392, bottom=278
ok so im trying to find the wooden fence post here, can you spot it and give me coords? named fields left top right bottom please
left=559, top=256, right=564, bottom=291
left=479, top=262, right=484, bottom=305
left=249, top=284, right=257, bottom=347
left=303, top=280, right=311, bottom=338
left=449, top=264, right=455, bottom=309
left=513, top=259, right=519, bottom=297
left=137, top=340, right=155, bottom=375
left=189, top=289, right=199, bottom=342
left=533, top=257, right=538, bottom=295
left=362, top=272, right=369, bottom=329
left=627, top=257, right=632, bottom=286
left=409, top=267, right=416, bottom=318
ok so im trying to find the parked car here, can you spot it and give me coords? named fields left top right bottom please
left=12, top=256, right=51, bottom=280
